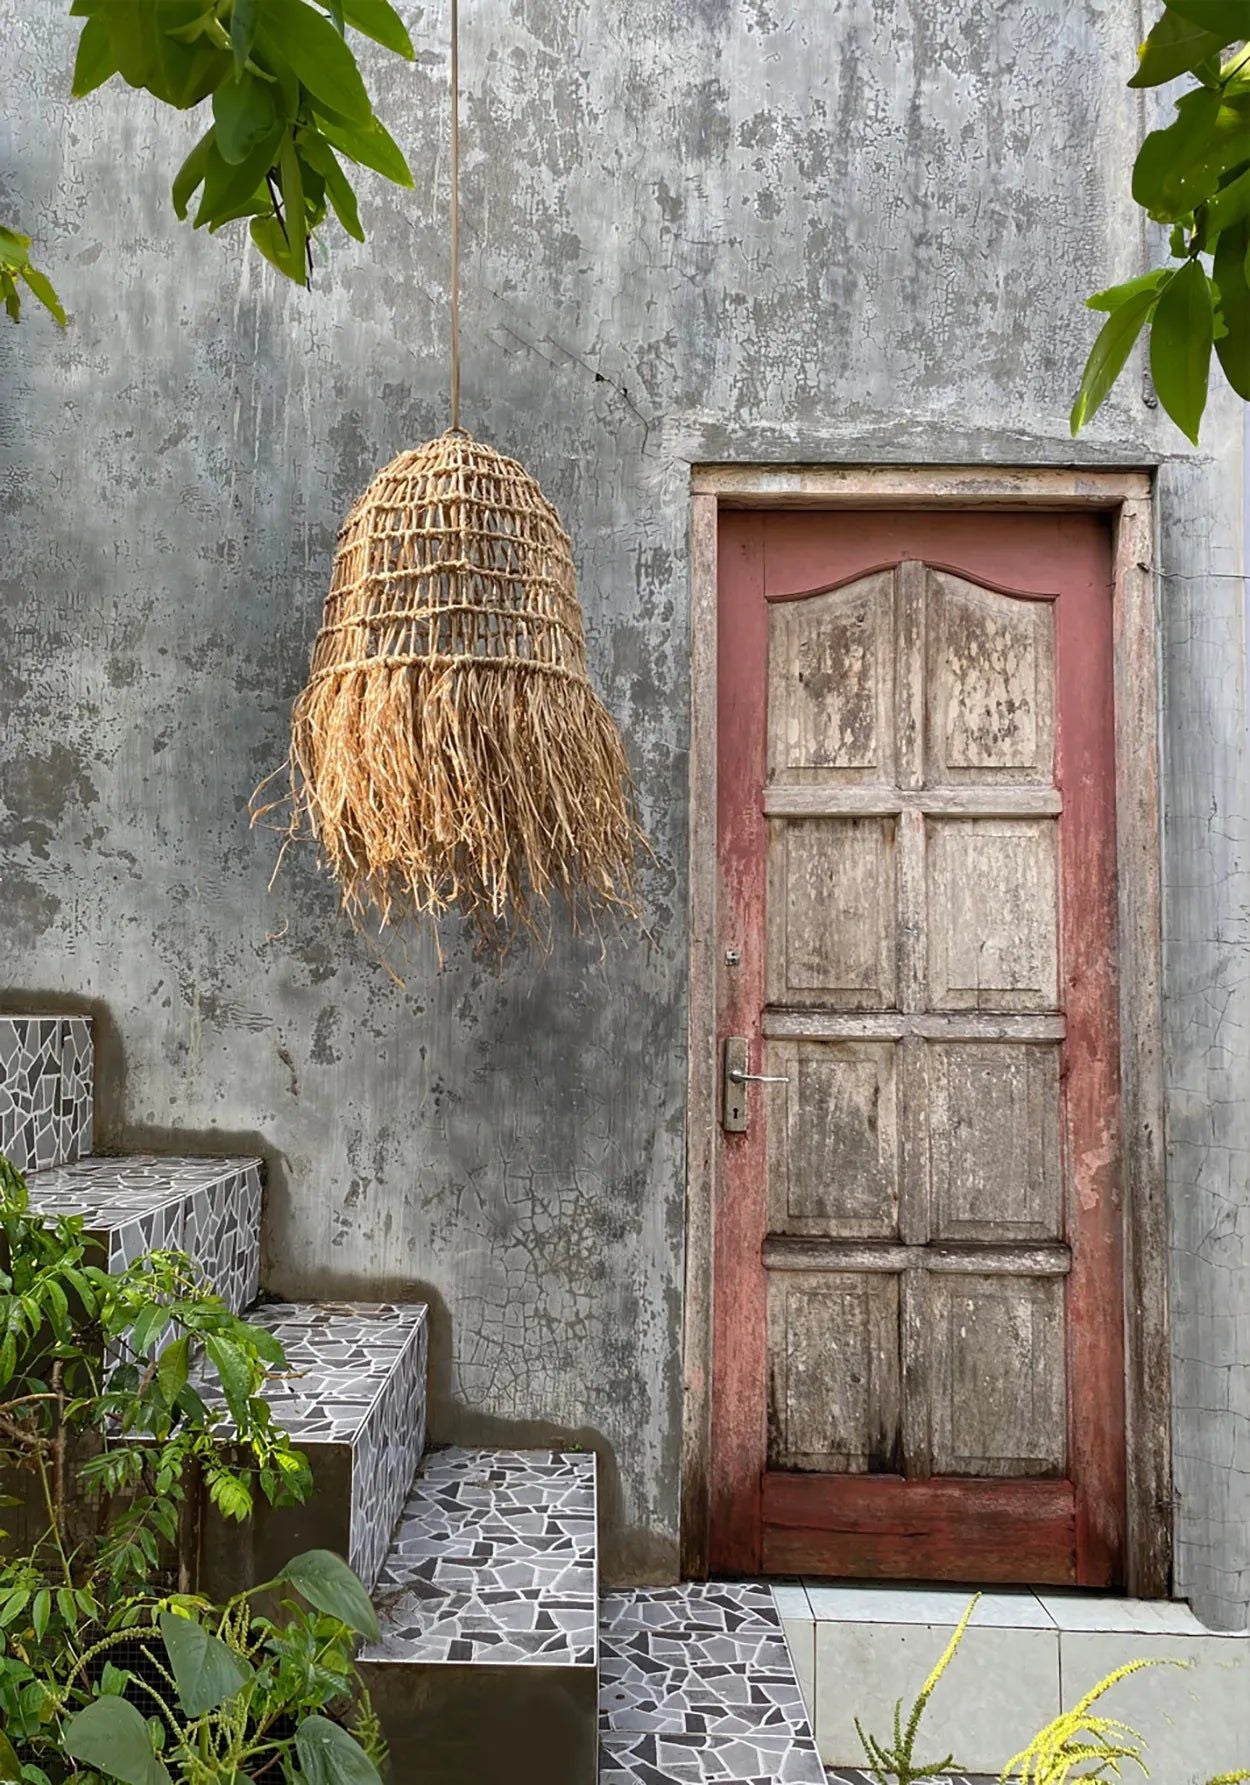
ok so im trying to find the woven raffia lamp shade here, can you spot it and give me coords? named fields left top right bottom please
left=266, top=428, right=641, bottom=939
left=255, top=0, right=640, bottom=943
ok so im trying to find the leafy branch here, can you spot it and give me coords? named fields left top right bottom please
left=1074, top=0, right=1250, bottom=441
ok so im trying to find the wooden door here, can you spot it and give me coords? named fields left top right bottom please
left=710, top=509, right=1125, bottom=1587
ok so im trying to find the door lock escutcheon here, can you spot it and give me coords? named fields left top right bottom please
left=721, top=1036, right=790, bottom=1132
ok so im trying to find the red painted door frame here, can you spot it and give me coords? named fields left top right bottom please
left=709, top=507, right=1126, bottom=1587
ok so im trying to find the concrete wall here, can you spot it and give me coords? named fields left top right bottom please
left=1, top=0, right=1247, bottom=1619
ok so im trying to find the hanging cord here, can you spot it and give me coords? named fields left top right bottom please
left=449, top=0, right=461, bottom=431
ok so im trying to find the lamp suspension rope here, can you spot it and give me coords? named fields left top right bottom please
left=449, top=0, right=460, bottom=431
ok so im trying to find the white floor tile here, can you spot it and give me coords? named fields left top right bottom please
left=1059, top=1632, right=1250, bottom=1784
left=813, top=1620, right=1060, bottom=1770
left=1038, top=1592, right=1213, bottom=1635
left=803, top=1582, right=1050, bottom=1629
left=773, top=1584, right=813, bottom=1622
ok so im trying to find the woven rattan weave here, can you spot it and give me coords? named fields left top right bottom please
left=261, top=428, right=640, bottom=937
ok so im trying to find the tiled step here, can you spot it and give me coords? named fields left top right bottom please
left=23, top=1154, right=260, bottom=1311
left=358, top=1447, right=598, bottom=1784
left=599, top=1582, right=825, bottom=1784
left=0, top=1014, right=93, bottom=1172
left=198, top=1302, right=428, bottom=1598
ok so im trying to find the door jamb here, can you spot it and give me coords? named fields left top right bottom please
left=681, top=463, right=1171, bottom=1598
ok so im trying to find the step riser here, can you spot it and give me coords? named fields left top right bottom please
left=198, top=1304, right=428, bottom=1600
left=0, top=1016, right=93, bottom=1174
left=361, top=1665, right=598, bottom=1785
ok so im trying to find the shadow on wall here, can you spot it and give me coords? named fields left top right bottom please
left=0, top=987, right=677, bottom=1587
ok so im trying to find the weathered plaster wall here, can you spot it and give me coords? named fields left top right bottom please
left=1, top=0, right=1247, bottom=1615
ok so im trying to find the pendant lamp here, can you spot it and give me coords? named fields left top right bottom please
left=255, top=0, right=641, bottom=942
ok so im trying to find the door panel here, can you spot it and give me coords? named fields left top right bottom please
left=710, top=508, right=1125, bottom=1587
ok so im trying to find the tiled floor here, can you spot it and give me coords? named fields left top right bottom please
left=600, top=1583, right=825, bottom=1784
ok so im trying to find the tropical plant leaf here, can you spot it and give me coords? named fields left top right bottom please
left=72, top=14, right=120, bottom=95
left=1213, top=215, right=1250, bottom=394
left=1151, top=255, right=1214, bottom=440
left=1131, top=6, right=1228, bottom=86
left=300, top=133, right=365, bottom=239
left=256, top=0, right=372, bottom=123
left=313, top=111, right=413, bottom=186
left=295, top=1715, right=385, bottom=1785
left=159, top=1610, right=254, bottom=1717
left=231, top=0, right=261, bottom=70
left=1071, top=280, right=1167, bottom=431
left=62, top=1695, right=173, bottom=1785
left=213, top=73, right=281, bottom=164
left=1165, top=0, right=1250, bottom=39
left=338, top=0, right=416, bottom=58
left=0, top=1727, right=20, bottom=1780
left=280, top=1550, right=379, bottom=1640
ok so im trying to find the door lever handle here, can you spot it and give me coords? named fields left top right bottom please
left=722, top=1036, right=789, bottom=1131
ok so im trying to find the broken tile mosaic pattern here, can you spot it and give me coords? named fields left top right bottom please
left=197, top=1301, right=429, bottom=1590
left=24, top=1154, right=261, bottom=1311
left=0, top=1015, right=93, bottom=1173
left=364, top=1447, right=598, bottom=1667
left=600, top=1583, right=825, bottom=1785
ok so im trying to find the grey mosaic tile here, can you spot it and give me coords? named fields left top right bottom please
left=0, top=1015, right=93, bottom=1173
left=24, top=1154, right=262, bottom=1313
left=600, top=1583, right=824, bottom=1785
left=195, top=1302, right=428, bottom=1591
left=364, top=1447, right=598, bottom=1668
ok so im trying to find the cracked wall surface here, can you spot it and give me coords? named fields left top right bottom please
left=0, top=0, right=1247, bottom=1613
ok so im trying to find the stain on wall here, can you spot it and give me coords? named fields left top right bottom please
left=0, top=0, right=1247, bottom=1616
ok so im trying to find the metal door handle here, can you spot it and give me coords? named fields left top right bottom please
left=722, top=1036, right=789, bottom=1131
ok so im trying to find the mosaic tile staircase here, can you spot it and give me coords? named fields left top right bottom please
left=2, top=1016, right=831, bottom=1783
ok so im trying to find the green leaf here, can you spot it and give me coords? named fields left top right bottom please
left=279, top=1550, right=379, bottom=1640
left=156, top=1332, right=190, bottom=1403
left=18, top=267, right=65, bottom=327
left=256, top=0, right=372, bottom=123
left=213, top=72, right=280, bottom=164
left=1214, top=217, right=1250, bottom=394
left=158, top=1610, right=254, bottom=1717
left=1132, top=86, right=1224, bottom=216
left=313, top=111, right=413, bottom=186
left=194, top=135, right=281, bottom=230
left=242, top=1322, right=286, bottom=1367
left=62, top=1696, right=172, bottom=1785
left=339, top=0, right=415, bottom=58
left=1151, top=256, right=1215, bottom=441
left=1071, top=280, right=1167, bottom=432
left=294, top=1715, right=384, bottom=1785
left=1131, top=7, right=1228, bottom=85
left=30, top=1591, right=49, bottom=1642
left=72, top=15, right=120, bottom=95
left=1165, top=0, right=1250, bottom=39
left=280, top=134, right=309, bottom=281
left=300, top=133, right=364, bottom=238
left=1205, top=160, right=1250, bottom=233
left=1089, top=268, right=1174, bottom=312
left=204, top=1333, right=254, bottom=1424
left=231, top=0, right=260, bottom=70
left=0, top=1728, right=19, bottom=1780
